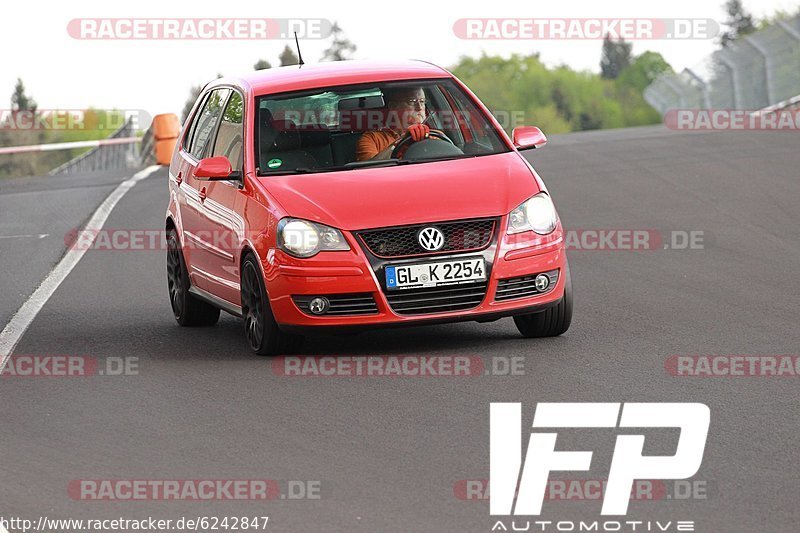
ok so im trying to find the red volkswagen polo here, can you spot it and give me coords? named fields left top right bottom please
left=166, top=59, right=572, bottom=355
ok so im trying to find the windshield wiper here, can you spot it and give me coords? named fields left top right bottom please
left=256, top=167, right=314, bottom=176
left=339, top=158, right=411, bottom=169
left=256, top=159, right=411, bottom=176
left=406, top=154, right=478, bottom=164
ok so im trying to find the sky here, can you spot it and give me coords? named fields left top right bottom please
left=2, top=0, right=798, bottom=121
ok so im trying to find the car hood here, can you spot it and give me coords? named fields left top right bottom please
left=261, top=151, right=542, bottom=231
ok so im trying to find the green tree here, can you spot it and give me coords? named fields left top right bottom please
left=321, top=22, right=356, bottom=62
left=757, top=7, right=800, bottom=29
left=600, top=34, right=632, bottom=79
left=11, top=78, right=37, bottom=112
left=720, top=0, right=756, bottom=46
left=1, top=79, right=43, bottom=177
left=613, top=52, right=673, bottom=125
left=279, top=45, right=299, bottom=66
left=616, top=51, right=673, bottom=92
left=254, top=59, right=272, bottom=71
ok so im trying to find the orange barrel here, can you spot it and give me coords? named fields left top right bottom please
left=152, top=113, right=180, bottom=141
left=155, top=138, right=177, bottom=165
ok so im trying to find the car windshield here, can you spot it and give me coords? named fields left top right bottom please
left=255, top=79, right=509, bottom=175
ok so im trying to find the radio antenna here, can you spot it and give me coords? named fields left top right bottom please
left=294, top=32, right=304, bottom=66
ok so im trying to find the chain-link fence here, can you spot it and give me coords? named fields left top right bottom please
left=644, top=14, right=800, bottom=114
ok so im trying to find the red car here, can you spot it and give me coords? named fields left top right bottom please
left=165, top=59, right=572, bottom=355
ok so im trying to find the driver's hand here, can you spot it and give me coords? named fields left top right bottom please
left=407, top=124, right=430, bottom=142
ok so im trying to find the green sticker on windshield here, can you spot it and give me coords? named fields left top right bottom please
left=267, top=158, right=282, bottom=169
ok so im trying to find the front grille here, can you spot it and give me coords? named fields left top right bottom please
left=358, top=218, right=496, bottom=258
left=292, top=293, right=378, bottom=316
left=495, top=270, right=559, bottom=301
left=385, top=282, right=488, bottom=315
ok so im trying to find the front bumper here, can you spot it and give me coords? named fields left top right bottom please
left=262, top=218, right=567, bottom=332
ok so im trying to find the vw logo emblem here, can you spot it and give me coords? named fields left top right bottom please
left=418, top=227, right=445, bottom=251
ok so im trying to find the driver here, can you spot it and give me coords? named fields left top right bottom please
left=355, top=87, right=433, bottom=161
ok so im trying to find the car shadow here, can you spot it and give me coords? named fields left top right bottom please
left=152, top=312, right=543, bottom=359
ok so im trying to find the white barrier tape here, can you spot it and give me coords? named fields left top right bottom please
left=0, top=136, right=141, bottom=155
left=751, top=94, right=800, bottom=117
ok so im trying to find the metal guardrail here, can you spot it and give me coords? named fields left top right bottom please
left=644, top=14, right=800, bottom=114
left=49, top=117, right=141, bottom=175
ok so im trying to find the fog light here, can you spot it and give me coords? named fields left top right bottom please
left=534, top=274, right=550, bottom=292
left=308, top=297, right=330, bottom=315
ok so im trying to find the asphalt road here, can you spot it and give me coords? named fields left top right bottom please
left=0, top=170, right=134, bottom=328
left=1, top=125, right=799, bottom=532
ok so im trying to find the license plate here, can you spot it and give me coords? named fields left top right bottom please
left=385, top=258, right=486, bottom=290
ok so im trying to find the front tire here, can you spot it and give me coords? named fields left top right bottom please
left=513, top=263, right=573, bottom=338
left=166, top=229, right=220, bottom=327
left=240, top=254, right=303, bottom=356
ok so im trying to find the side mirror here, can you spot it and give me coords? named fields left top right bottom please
left=512, top=126, right=547, bottom=150
left=194, top=156, right=239, bottom=180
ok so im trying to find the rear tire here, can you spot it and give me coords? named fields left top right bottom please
left=513, top=263, right=573, bottom=338
left=166, top=229, right=220, bottom=327
left=240, top=254, right=303, bottom=356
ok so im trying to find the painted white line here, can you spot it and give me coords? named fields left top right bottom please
left=0, top=165, right=161, bottom=372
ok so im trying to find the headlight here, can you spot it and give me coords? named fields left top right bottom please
left=277, top=218, right=350, bottom=258
left=507, top=192, right=558, bottom=235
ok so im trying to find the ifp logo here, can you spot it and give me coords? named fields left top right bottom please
left=490, top=403, right=710, bottom=516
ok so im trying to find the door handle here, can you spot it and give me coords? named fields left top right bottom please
left=175, top=171, right=182, bottom=185
left=199, top=187, right=207, bottom=202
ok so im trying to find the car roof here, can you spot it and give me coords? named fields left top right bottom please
left=213, top=59, right=452, bottom=97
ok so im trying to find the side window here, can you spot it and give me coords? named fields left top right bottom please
left=182, top=93, right=207, bottom=154
left=182, top=93, right=205, bottom=152
left=186, top=88, right=230, bottom=159
left=440, top=84, right=505, bottom=152
left=211, top=91, right=244, bottom=169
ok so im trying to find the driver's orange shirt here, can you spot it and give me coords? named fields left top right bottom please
left=356, top=128, right=400, bottom=161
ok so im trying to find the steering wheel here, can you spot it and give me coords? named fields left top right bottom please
left=391, top=130, right=455, bottom=160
